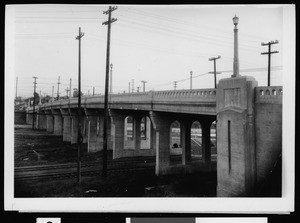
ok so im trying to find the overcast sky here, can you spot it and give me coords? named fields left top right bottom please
left=7, top=4, right=286, bottom=98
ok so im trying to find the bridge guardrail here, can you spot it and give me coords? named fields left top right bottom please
left=27, top=88, right=218, bottom=112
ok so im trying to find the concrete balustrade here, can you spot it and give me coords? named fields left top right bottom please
left=256, top=86, right=283, bottom=104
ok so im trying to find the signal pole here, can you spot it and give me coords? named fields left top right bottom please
left=174, top=81, right=177, bottom=90
left=75, top=27, right=85, bottom=184
left=32, top=76, right=38, bottom=130
left=209, top=55, right=221, bottom=88
left=261, top=40, right=279, bottom=86
left=56, top=76, right=61, bottom=100
left=102, top=6, right=117, bottom=177
left=141, top=80, right=147, bottom=92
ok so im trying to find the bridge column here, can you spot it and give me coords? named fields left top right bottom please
left=180, top=121, right=192, bottom=165
left=52, top=109, right=63, bottom=135
left=110, top=110, right=126, bottom=159
left=69, top=109, right=78, bottom=144
left=44, top=110, right=54, bottom=133
left=60, top=109, right=71, bottom=142
left=84, top=109, right=103, bottom=153
left=82, top=116, right=88, bottom=144
left=133, top=116, right=142, bottom=150
left=37, top=110, right=47, bottom=130
left=26, top=110, right=33, bottom=125
left=216, top=76, right=257, bottom=197
left=201, top=120, right=213, bottom=168
left=150, top=111, right=172, bottom=176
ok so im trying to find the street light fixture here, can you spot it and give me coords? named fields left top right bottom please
left=232, top=14, right=239, bottom=26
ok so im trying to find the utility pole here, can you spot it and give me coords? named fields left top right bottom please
left=141, top=80, right=147, bottom=92
left=39, top=90, right=42, bottom=104
left=174, top=81, right=177, bottom=90
left=32, top=76, right=38, bottom=130
left=56, top=76, right=61, bottom=100
left=75, top=27, right=84, bottom=184
left=190, top=71, right=193, bottom=90
left=209, top=55, right=221, bottom=88
left=69, top=78, right=72, bottom=98
left=261, top=40, right=279, bottom=86
left=102, top=5, right=117, bottom=177
left=128, top=82, right=131, bottom=93
left=132, top=79, right=134, bottom=93
left=52, top=86, right=54, bottom=101
left=110, top=63, right=113, bottom=94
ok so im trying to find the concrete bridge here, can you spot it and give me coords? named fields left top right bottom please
left=24, top=76, right=283, bottom=196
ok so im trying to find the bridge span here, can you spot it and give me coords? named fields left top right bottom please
left=24, top=76, right=283, bottom=196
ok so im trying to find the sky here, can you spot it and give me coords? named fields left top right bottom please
left=7, top=4, right=286, bottom=98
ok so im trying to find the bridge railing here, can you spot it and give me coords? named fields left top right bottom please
left=255, top=86, right=283, bottom=103
left=153, top=89, right=216, bottom=102
left=28, top=88, right=217, bottom=111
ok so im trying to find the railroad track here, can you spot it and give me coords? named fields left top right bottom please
left=15, top=165, right=155, bottom=182
left=15, top=157, right=156, bottom=182
left=15, top=155, right=215, bottom=182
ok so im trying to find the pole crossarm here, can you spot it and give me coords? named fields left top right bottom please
left=261, top=51, right=279, bottom=55
left=103, top=6, right=118, bottom=15
left=102, top=18, right=118, bottom=25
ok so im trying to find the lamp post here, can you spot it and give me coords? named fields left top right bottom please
left=232, top=14, right=240, bottom=77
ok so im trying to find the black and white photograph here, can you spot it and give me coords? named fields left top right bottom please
left=4, top=4, right=295, bottom=213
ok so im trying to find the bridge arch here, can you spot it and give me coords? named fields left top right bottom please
left=140, top=116, right=151, bottom=150
left=124, top=115, right=134, bottom=150
left=124, top=116, right=133, bottom=141
left=191, top=121, right=202, bottom=160
left=170, top=120, right=182, bottom=165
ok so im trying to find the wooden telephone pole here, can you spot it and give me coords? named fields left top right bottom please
left=75, top=27, right=84, bottom=184
left=102, top=6, right=117, bottom=177
left=261, top=40, right=279, bottom=86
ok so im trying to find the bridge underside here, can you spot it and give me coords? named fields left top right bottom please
left=28, top=107, right=217, bottom=176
